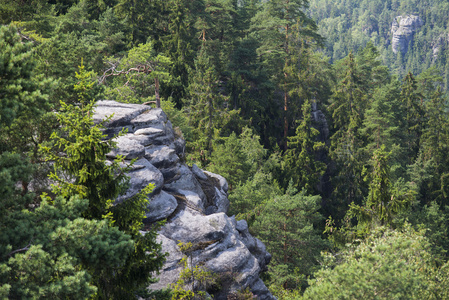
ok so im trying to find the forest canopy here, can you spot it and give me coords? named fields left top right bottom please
left=2, top=0, right=449, bottom=298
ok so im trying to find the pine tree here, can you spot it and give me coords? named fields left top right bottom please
left=361, top=80, right=408, bottom=179
left=415, top=87, right=449, bottom=204
left=0, top=30, right=137, bottom=299
left=250, top=0, right=322, bottom=149
left=0, top=25, right=49, bottom=127
left=102, top=42, right=172, bottom=108
left=304, top=226, right=446, bottom=300
left=252, top=181, right=328, bottom=290
left=114, top=0, right=163, bottom=46
left=160, top=0, right=197, bottom=107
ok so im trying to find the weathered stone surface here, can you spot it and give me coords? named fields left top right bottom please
left=311, top=101, right=329, bottom=141
left=145, top=145, right=179, bottom=169
left=204, top=171, right=228, bottom=193
left=165, top=164, right=207, bottom=203
left=106, top=135, right=145, bottom=160
left=134, top=126, right=166, bottom=139
left=431, top=34, right=449, bottom=60
left=171, top=137, right=186, bottom=157
left=204, top=187, right=229, bottom=215
left=145, top=191, right=178, bottom=223
left=115, top=158, right=163, bottom=204
left=94, top=101, right=275, bottom=299
left=130, top=108, right=167, bottom=129
left=94, top=100, right=149, bottom=128
left=148, top=234, right=183, bottom=290
left=391, top=15, right=423, bottom=54
left=159, top=164, right=182, bottom=182
left=236, top=219, right=271, bottom=272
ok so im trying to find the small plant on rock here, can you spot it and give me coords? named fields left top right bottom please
left=171, top=242, right=219, bottom=300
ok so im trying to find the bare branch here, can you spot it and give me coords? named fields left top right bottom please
left=8, top=242, right=32, bottom=257
left=99, top=61, right=154, bottom=85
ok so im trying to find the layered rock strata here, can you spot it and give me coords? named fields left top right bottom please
left=94, top=100, right=275, bottom=299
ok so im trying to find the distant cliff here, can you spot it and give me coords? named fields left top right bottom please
left=391, top=15, right=423, bottom=54
left=94, top=101, right=275, bottom=299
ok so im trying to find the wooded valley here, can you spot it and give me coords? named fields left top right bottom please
left=2, top=0, right=449, bottom=298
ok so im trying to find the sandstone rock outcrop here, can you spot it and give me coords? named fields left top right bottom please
left=391, top=15, right=423, bottom=54
left=94, top=100, right=275, bottom=299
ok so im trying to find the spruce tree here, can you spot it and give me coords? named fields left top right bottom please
left=414, top=87, right=449, bottom=204
left=41, top=63, right=165, bottom=299
left=361, top=80, right=407, bottom=179
left=348, top=146, right=414, bottom=233
left=400, top=72, right=424, bottom=163
left=329, top=52, right=368, bottom=210
left=0, top=29, right=137, bottom=299
left=185, top=44, right=228, bottom=165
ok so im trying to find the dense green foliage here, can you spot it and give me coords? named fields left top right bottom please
left=303, top=226, right=449, bottom=300
left=3, top=0, right=449, bottom=298
left=307, top=0, right=449, bottom=90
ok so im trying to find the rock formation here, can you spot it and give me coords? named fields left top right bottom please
left=94, top=100, right=275, bottom=299
left=391, top=15, right=423, bottom=54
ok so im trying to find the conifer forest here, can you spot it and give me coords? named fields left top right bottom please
left=2, top=0, right=449, bottom=299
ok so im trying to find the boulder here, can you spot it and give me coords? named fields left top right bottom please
left=145, top=191, right=178, bottom=223
left=93, top=100, right=150, bottom=128
left=164, top=164, right=207, bottom=204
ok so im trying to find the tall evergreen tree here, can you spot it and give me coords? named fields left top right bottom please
left=349, top=146, right=413, bottom=231
left=361, top=80, right=408, bottom=179
left=400, top=72, right=424, bottom=163
left=114, top=0, right=163, bottom=46
left=413, top=87, right=449, bottom=204
left=0, top=28, right=138, bottom=300
left=160, top=0, right=197, bottom=107
left=185, top=44, right=228, bottom=165
left=329, top=52, right=368, bottom=211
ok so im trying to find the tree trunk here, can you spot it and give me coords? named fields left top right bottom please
left=155, top=77, right=161, bottom=108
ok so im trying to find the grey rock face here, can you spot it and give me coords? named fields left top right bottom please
left=115, top=158, right=164, bottom=204
left=391, top=15, right=423, bottom=54
left=94, top=101, right=275, bottom=299
left=145, top=191, right=178, bottom=223
left=145, top=145, right=179, bottom=169
left=107, top=135, right=145, bottom=160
